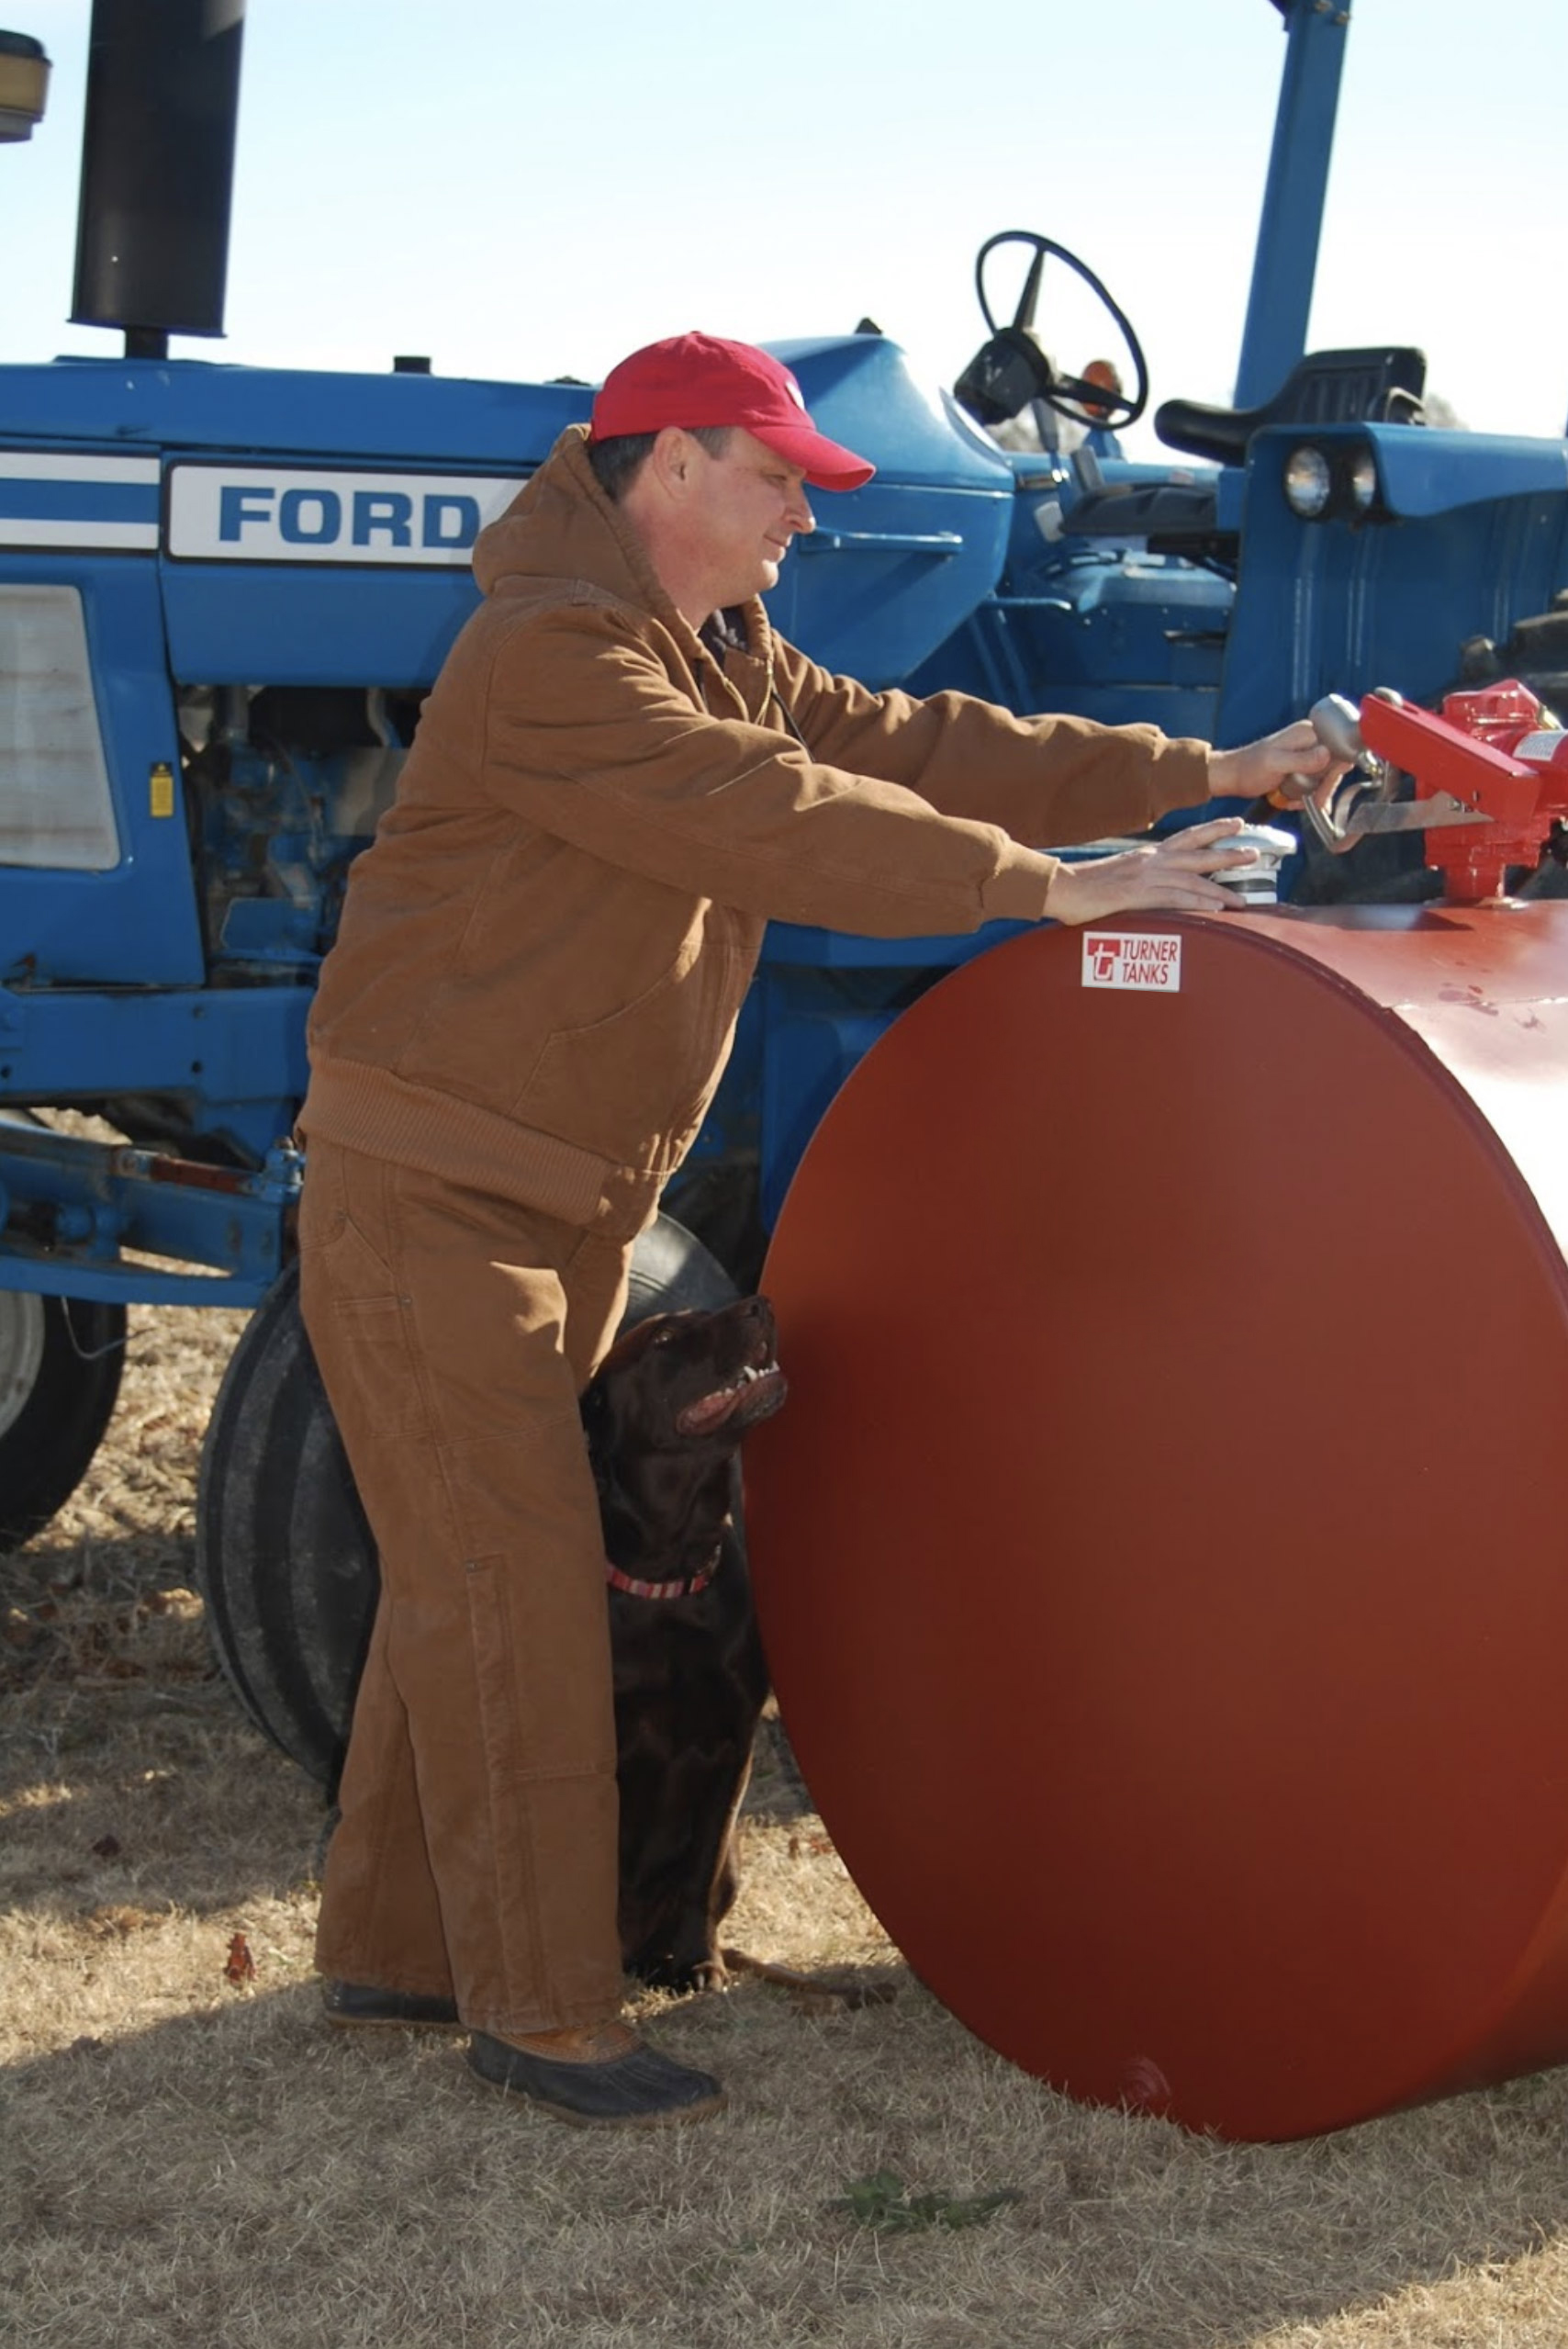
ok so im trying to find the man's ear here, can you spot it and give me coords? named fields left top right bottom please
left=647, top=425, right=699, bottom=499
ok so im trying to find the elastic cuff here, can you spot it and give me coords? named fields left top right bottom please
left=980, top=851, right=1058, bottom=924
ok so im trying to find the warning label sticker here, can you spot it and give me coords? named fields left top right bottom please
left=1081, top=932, right=1182, bottom=992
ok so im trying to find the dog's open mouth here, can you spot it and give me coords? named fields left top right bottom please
left=675, top=1359, right=787, bottom=1437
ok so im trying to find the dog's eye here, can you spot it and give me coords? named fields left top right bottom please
left=643, top=1310, right=698, bottom=1347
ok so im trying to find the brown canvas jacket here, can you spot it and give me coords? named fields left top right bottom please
left=300, top=426, right=1211, bottom=1237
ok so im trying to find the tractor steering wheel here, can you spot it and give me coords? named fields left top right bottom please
left=965, top=230, right=1148, bottom=433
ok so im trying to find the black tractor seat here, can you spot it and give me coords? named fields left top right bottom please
left=1155, top=345, right=1428, bottom=467
left=1059, top=455, right=1235, bottom=555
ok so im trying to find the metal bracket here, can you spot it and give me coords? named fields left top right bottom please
left=0, top=1125, right=300, bottom=1306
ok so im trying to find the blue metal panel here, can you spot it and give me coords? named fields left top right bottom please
left=1215, top=425, right=1568, bottom=745
left=0, top=335, right=1014, bottom=692
left=1, top=357, right=592, bottom=466
left=1370, top=428, right=1568, bottom=517
left=766, top=341, right=1014, bottom=684
left=0, top=552, right=206, bottom=985
left=160, top=555, right=489, bottom=686
left=759, top=917, right=1025, bottom=972
left=4, top=340, right=1002, bottom=480
left=1234, top=0, right=1351, bottom=408
left=770, top=484, right=1009, bottom=690
left=156, top=446, right=541, bottom=680
left=0, top=469, right=159, bottom=537
left=904, top=569, right=1229, bottom=731
left=0, top=983, right=310, bottom=1160
left=774, top=339, right=1014, bottom=490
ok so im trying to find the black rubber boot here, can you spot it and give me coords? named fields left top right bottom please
left=467, top=2029, right=725, bottom=2127
left=321, top=1979, right=462, bottom=2029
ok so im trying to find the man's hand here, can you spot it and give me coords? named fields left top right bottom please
left=1206, top=717, right=1353, bottom=811
left=1043, top=817, right=1250, bottom=926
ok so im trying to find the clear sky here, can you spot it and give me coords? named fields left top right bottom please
left=6, top=0, right=1565, bottom=458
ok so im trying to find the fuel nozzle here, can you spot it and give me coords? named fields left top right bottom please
left=1289, top=690, right=1401, bottom=856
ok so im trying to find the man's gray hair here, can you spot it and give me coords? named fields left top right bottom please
left=588, top=423, right=733, bottom=502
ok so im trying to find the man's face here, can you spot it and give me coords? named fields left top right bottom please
left=680, top=429, right=815, bottom=608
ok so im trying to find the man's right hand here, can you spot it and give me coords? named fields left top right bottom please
left=1042, top=817, right=1250, bottom=927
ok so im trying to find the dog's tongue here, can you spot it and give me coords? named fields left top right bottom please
left=675, top=1388, right=741, bottom=1437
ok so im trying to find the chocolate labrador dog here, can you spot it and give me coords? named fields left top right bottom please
left=581, top=1294, right=787, bottom=1994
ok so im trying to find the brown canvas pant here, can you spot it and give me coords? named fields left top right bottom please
left=297, top=1135, right=633, bottom=2036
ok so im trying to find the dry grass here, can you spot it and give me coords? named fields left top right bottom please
left=6, top=1307, right=1568, bottom=2347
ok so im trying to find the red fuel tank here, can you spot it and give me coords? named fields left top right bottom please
left=744, top=901, right=1568, bottom=2142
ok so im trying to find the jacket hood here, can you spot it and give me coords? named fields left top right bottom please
left=473, top=424, right=761, bottom=646
left=473, top=427, right=774, bottom=671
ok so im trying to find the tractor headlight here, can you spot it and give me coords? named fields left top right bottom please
left=1348, top=448, right=1379, bottom=511
left=1282, top=439, right=1383, bottom=522
left=1283, top=444, right=1333, bottom=519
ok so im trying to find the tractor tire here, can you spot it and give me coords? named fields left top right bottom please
left=0, top=1292, right=127, bottom=1552
left=622, top=1209, right=741, bottom=1324
left=195, top=1259, right=375, bottom=1783
left=195, top=1214, right=737, bottom=1787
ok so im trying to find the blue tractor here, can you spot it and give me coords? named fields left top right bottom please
left=2, top=0, right=1564, bottom=1774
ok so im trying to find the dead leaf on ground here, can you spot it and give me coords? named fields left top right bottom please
left=222, top=1931, right=256, bottom=1987
left=84, top=1905, right=159, bottom=1940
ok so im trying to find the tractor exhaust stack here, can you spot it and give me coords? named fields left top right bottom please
left=71, top=0, right=245, bottom=359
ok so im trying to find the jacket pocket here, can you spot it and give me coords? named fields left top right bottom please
left=507, top=926, right=751, bottom=1163
left=521, top=939, right=751, bottom=1169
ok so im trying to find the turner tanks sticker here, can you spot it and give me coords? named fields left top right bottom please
left=1081, top=932, right=1182, bottom=991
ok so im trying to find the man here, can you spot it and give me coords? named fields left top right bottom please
left=1079, top=356, right=1127, bottom=456
left=296, top=332, right=1337, bottom=2129
left=990, top=353, right=1126, bottom=458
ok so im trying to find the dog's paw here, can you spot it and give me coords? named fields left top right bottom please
left=685, top=1953, right=734, bottom=1995
left=631, top=1947, right=732, bottom=1996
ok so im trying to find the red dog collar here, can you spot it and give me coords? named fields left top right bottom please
left=605, top=1560, right=714, bottom=1602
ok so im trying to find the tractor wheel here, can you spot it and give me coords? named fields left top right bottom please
left=0, top=1292, right=127, bottom=1552
left=195, top=1214, right=736, bottom=1787
left=195, top=1259, right=374, bottom=1784
left=622, top=1210, right=741, bottom=1324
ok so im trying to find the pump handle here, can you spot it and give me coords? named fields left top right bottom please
left=1294, top=691, right=1399, bottom=856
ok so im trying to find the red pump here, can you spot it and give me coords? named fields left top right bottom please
left=1307, top=680, right=1568, bottom=902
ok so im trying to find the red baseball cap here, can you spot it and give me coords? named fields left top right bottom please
left=590, top=332, right=875, bottom=491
